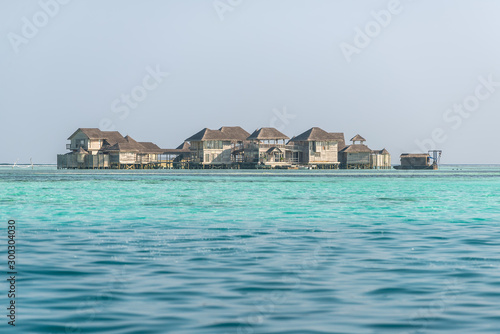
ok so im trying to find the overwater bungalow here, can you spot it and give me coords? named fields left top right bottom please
left=288, top=127, right=344, bottom=168
left=371, top=149, right=391, bottom=169
left=245, top=127, right=290, bottom=167
left=183, top=126, right=347, bottom=168
left=394, top=151, right=441, bottom=170
left=338, top=135, right=391, bottom=169
left=397, top=153, right=430, bottom=169
left=185, top=126, right=250, bottom=168
left=339, top=135, right=372, bottom=169
left=57, top=128, right=185, bottom=169
left=58, top=127, right=393, bottom=170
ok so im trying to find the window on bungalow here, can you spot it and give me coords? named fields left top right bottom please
left=205, top=141, right=220, bottom=149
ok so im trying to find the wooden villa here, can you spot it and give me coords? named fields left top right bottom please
left=339, top=135, right=372, bottom=169
left=57, top=128, right=190, bottom=169
left=397, top=153, right=430, bottom=169
left=57, top=127, right=393, bottom=170
left=288, top=127, right=344, bottom=168
left=245, top=127, right=290, bottom=167
left=371, top=149, right=391, bottom=169
left=182, top=126, right=347, bottom=169
left=394, top=151, right=442, bottom=170
left=185, top=126, right=250, bottom=168
left=339, top=134, right=391, bottom=169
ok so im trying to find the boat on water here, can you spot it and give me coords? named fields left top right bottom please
left=12, top=158, right=34, bottom=169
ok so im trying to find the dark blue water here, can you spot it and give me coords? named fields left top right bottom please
left=1, top=166, right=500, bottom=333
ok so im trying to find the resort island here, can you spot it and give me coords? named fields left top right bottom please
left=57, top=127, right=440, bottom=170
left=57, top=127, right=394, bottom=170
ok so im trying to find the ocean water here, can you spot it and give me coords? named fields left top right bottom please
left=1, top=165, right=500, bottom=333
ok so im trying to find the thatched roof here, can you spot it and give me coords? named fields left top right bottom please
left=163, top=142, right=191, bottom=155
left=176, top=142, right=190, bottom=150
left=400, top=153, right=429, bottom=158
left=139, top=142, right=161, bottom=151
left=350, top=134, right=366, bottom=142
left=68, top=128, right=105, bottom=140
left=68, top=128, right=166, bottom=154
left=185, top=128, right=229, bottom=141
left=68, top=128, right=128, bottom=147
left=124, top=135, right=138, bottom=144
left=339, top=144, right=372, bottom=153
left=247, top=127, right=289, bottom=140
left=102, top=131, right=126, bottom=145
left=105, top=135, right=148, bottom=153
left=137, top=142, right=167, bottom=153
left=291, top=127, right=343, bottom=142
left=219, top=126, right=250, bottom=141
left=105, top=142, right=140, bottom=152
left=330, top=132, right=346, bottom=150
left=373, top=148, right=390, bottom=155
left=186, top=127, right=251, bottom=142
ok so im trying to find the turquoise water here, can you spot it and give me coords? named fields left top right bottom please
left=1, top=166, right=500, bottom=333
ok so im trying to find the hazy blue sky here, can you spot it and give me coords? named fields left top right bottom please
left=1, top=0, right=500, bottom=164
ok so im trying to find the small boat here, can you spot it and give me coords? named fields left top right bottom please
left=12, top=158, right=34, bottom=169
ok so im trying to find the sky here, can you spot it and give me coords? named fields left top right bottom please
left=1, top=0, right=500, bottom=164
